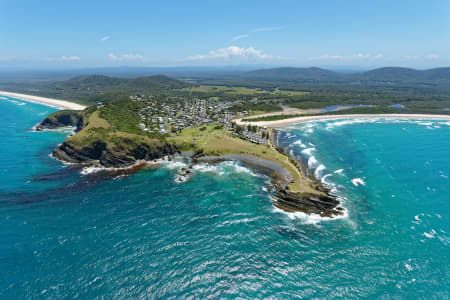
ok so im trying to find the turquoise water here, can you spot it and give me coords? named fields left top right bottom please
left=0, top=96, right=449, bottom=298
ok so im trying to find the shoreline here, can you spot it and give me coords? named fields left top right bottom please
left=236, top=113, right=450, bottom=127
left=71, top=150, right=344, bottom=218
left=0, top=91, right=86, bottom=110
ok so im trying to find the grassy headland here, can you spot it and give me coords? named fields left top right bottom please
left=39, top=99, right=341, bottom=216
left=168, top=125, right=319, bottom=194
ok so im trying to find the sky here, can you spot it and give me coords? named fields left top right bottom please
left=0, top=0, right=449, bottom=69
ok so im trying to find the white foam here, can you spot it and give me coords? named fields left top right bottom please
left=320, top=174, right=334, bottom=187
left=301, top=147, right=316, bottom=156
left=272, top=204, right=348, bottom=224
left=326, top=118, right=378, bottom=129
left=33, top=125, right=76, bottom=134
left=314, top=164, right=326, bottom=178
left=307, top=156, right=318, bottom=169
left=191, top=163, right=224, bottom=176
left=225, top=161, right=258, bottom=176
left=351, top=178, right=366, bottom=187
left=293, top=140, right=307, bottom=148
left=174, top=174, right=189, bottom=183
left=1, top=97, right=27, bottom=106
left=405, top=263, right=413, bottom=272
left=162, top=160, right=188, bottom=170
left=191, top=161, right=258, bottom=178
left=423, top=230, right=436, bottom=239
left=334, top=169, right=344, bottom=174
left=81, top=166, right=106, bottom=175
left=221, top=216, right=262, bottom=226
left=80, top=160, right=149, bottom=175
left=321, top=174, right=333, bottom=184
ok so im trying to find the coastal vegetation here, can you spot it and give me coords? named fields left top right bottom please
left=229, top=102, right=282, bottom=115
left=182, top=85, right=309, bottom=97
left=4, top=66, right=450, bottom=116
left=242, top=114, right=305, bottom=122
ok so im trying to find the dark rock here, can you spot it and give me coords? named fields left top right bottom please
left=36, top=110, right=84, bottom=131
left=53, top=139, right=180, bottom=168
left=271, top=189, right=343, bottom=218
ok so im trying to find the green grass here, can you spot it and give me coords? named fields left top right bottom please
left=99, top=100, right=142, bottom=134
left=242, top=114, right=304, bottom=122
left=182, top=85, right=309, bottom=96
left=168, top=125, right=318, bottom=193
left=229, top=103, right=283, bottom=114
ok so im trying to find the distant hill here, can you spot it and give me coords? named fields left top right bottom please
left=58, top=74, right=191, bottom=91
left=242, top=67, right=341, bottom=81
left=1, top=74, right=193, bottom=104
left=357, top=67, right=423, bottom=81
left=242, top=66, right=450, bottom=83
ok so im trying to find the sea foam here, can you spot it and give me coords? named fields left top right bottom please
left=307, top=156, right=318, bottom=169
left=351, top=178, right=366, bottom=187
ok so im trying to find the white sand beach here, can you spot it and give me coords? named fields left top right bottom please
left=0, top=91, right=86, bottom=110
left=236, top=113, right=450, bottom=127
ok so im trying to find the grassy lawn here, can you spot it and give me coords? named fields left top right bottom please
left=183, top=85, right=309, bottom=96
left=273, top=90, right=309, bottom=97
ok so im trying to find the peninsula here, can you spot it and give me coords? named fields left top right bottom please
left=36, top=99, right=344, bottom=218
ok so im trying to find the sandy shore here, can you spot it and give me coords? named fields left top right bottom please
left=236, top=113, right=450, bottom=127
left=0, top=91, right=86, bottom=110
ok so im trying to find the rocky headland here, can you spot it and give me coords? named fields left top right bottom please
left=38, top=104, right=343, bottom=218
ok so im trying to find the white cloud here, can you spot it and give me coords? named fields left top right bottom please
left=187, top=46, right=282, bottom=61
left=229, top=26, right=283, bottom=43
left=108, top=53, right=144, bottom=61
left=61, top=55, right=81, bottom=61
left=251, top=26, right=283, bottom=33
left=100, top=36, right=110, bottom=42
left=425, top=54, right=439, bottom=60
left=309, top=53, right=384, bottom=61
left=403, top=54, right=439, bottom=61
left=48, top=56, right=81, bottom=62
left=232, top=34, right=249, bottom=41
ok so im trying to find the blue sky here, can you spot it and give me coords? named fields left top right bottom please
left=0, top=0, right=449, bottom=69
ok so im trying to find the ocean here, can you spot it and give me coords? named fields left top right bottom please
left=0, top=96, right=449, bottom=298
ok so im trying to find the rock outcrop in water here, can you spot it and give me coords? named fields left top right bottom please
left=39, top=107, right=180, bottom=168
left=270, top=130, right=344, bottom=218
left=272, top=189, right=343, bottom=217
left=53, top=139, right=179, bottom=168
left=36, top=110, right=84, bottom=131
